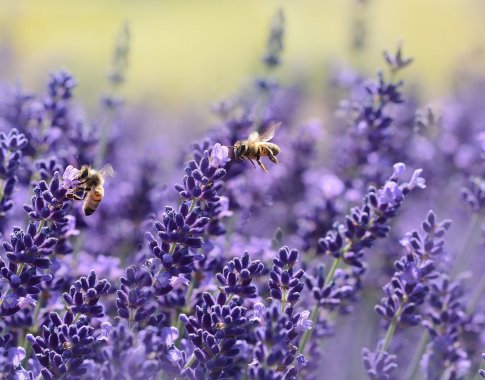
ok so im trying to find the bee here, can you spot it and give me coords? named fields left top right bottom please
left=67, top=164, right=114, bottom=216
left=233, top=122, right=281, bottom=172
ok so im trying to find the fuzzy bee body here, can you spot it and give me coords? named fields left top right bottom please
left=233, top=123, right=281, bottom=172
left=67, top=164, right=114, bottom=216
left=83, top=174, right=105, bottom=216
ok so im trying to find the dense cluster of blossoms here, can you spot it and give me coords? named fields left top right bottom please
left=1, top=7, right=485, bottom=380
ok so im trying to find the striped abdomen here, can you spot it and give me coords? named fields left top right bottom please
left=83, top=185, right=104, bottom=216
left=261, top=142, right=280, bottom=156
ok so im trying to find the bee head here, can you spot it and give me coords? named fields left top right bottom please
left=78, top=165, right=90, bottom=181
left=233, top=142, right=246, bottom=159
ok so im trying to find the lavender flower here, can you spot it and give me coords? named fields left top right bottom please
left=461, top=176, right=485, bottom=212
left=383, top=42, right=413, bottom=74
left=421, top=275, right=470, bottom=379
left=262, top=8, right=285, bottom=68
left=0, top=129, right=28, bottom=226
left=180, top=292, right=249, bottom=379
left=268, top=247, right=304, bottom=310
left=215, top=251, right=264, bottom=301
left=364, top=211, right=452, bottom=378
left=319, top=163, right=426, bottom=269
left=27, top=311, right=97, bottom=379
left=62, top=270, right=111, bottom=318
left=2, top=10, right=485, bottom=380
left=116, top=265, right=156, bottom=324
left=362, top=346, right=398, bottom=380
left=209, top=143, right=230, bottom=168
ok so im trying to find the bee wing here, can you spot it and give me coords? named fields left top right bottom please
left=247, top=131, right=260, bottom=142
left=258, top=122, right=281, bottom=142
left=98, top=164, right=116, bottom=178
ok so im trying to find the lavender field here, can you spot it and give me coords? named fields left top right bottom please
left=0, top=2, right=485, bottom=379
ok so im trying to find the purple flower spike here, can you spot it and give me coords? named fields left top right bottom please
left=62, top=165, right=80, bottom=189
left=210, top=143, right=230, bottom=168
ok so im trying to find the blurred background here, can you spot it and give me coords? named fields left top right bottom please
left=0, top=0, right=484, bottom=128
left=0, top=2, right=484, bottom=378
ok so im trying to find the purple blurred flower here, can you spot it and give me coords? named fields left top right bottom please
left=7, top=346, right=26, bottom=367
left=161, top=326, right=179, bottom=345
left=169, top=274, right=190, bottom=289
left=296, top=310, right=313, bottom=332
left=62, top=164, right=80, bottom=189
left=209, top=143, right=230, bottom=168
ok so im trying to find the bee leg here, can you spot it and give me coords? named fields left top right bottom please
left=67, top=186, right=90, bottom=201
left=256, top=155, right=269, bottom=173
left=267, top=148, right=279, bottom=164
left=67, top=193, right=84, bottom=201
left=247, top=158, right=257, bottom=169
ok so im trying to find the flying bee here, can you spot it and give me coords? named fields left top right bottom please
left=67, top=164, right=114, bottom=216
left=233, top=122, right=281, bottom=172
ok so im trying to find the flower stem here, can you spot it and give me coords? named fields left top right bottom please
left=403, top=331, right=428, bottom=380
left=324, top=257, right=341, bottom=287
left=474, top=355, right=485, bottom=380
left=21, top=291, right=46, bottom=367
left=184, top=353, right=196, bottom=369
left=281, top=288, right=287, bottom=313
left=175, top=280, right=195, bottom=337
left=298, top=257, right=341, bottom=354
left=16, top=263, right=25, bottom=276
left=466, top=273, right=485, bottom=314
left=188, top=199, right=197, bottom=213
left=225, top=293, right=234, bottom=305
left=452, top=212, right=482, bottom=277
left=36, top=219, right=46, bottom=235
left=380, top=304, right=403, bottom=353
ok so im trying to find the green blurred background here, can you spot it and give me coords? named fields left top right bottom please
left=0, top=0, right=484, bottom=113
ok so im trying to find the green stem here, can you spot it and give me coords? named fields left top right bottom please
left=184, top=353, right=196, bottom=369
left=188, top=199, right=197, bottom=213
left=452, top=212, right=482, bottom=277
left=281, top=288, right=287, bottom=314
left=297, top=257, right=341, bottom=354
left=0, top=152, right=11, bottom=201
left=128, top=308, right=134, bottom=331
left=21, top=292, right=46, bottom=366
left=324, top=257, right=340, bottom=287
left=16, top=263, right=25, bottom=276
left=380, top=304, right=403, bottom=353
left=225, top=293, right=234, bottom=305
left=474, top=355, right=485, bottom=380
left=0, top=285, right=10, bottom=308
left=36, top=219, right=46, bottom=235
left=0, top=178, right=5, bottom=202
left=466, top=274, right=485, bottom=314
left=403, top=331, right=429, bottom=380
left=175, top=280, right=195, bottom=336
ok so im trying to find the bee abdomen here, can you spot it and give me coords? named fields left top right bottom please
left=267, top=143, right=280, bottom=155
left=83, top=186, right=104, bottom=216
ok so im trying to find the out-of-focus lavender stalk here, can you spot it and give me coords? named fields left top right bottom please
left=365, top=211, right=454, bottom=379
left=299, top=163, right=426, bottom=356
left=95, top=21, right=130, bottom=169
left=405, top=177, right=485, bottom=379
